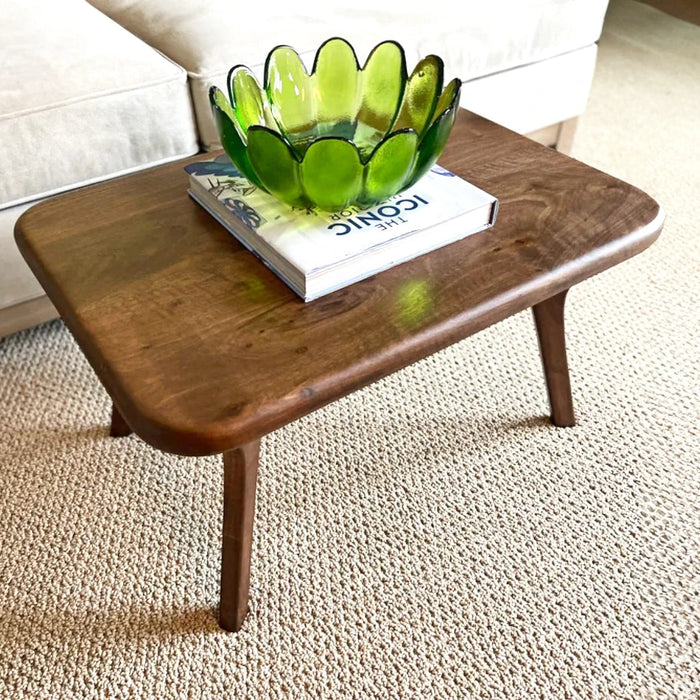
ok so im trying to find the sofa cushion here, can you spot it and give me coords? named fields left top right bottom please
left=0, top=202, right=44, bottom=308
left=0, top=0, right=200, bottom=210
left=87, top=0, right=609, bottom=149
left=461, top=44, right=598, bottom=134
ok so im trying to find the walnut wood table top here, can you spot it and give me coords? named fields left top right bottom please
left=15, top=110, right=663, bottom=458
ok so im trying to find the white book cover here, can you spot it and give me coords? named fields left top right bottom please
left=185, top=155, right=498, bottom=301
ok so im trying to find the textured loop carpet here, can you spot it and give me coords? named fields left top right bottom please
left=1, top=1, right=698, bottom=697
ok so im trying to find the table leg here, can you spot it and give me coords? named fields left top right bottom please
left=109, top=402, right=133, bottom=437
left=219, top=440, right=260, bottom=632
left=532, top=289, right=576, bottom=427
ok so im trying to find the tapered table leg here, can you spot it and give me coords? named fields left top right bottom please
left=219, top=440, right=260, bottom=632
left=110, top=402, right=133, bottom=437
left=532, top=289, right=576, bottom=427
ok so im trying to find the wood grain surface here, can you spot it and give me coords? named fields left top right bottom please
left=109, top=402, right=133, bottom=438
left=220, top=441, right=260, bottom=632
left=532, top=290, right=575, bottom=427
left=15, top=110, right=664, bottom=456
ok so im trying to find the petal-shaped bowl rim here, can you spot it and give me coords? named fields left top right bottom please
left=261, top=36, right=408, bottom=85
left=230, top=50, right=458, bottom=166
left=224, top=38, right=438, bottom=144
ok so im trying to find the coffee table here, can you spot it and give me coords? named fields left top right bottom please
left=14, top=109, right=664, bottom=631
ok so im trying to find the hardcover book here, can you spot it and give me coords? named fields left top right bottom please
left=185, top=155, right=498, bottom=302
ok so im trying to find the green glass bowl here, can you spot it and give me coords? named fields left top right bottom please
left=209, top=38, right=461, bottom=212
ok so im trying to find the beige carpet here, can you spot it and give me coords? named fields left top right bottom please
left=1, top=1, right=698, bottom=697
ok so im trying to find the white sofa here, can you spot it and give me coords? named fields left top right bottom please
left=0, top=0, right=610, bottom=337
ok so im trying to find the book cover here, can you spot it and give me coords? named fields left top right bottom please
left=185, top=155, right=498, bottom=301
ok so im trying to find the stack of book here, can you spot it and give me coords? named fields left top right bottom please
left=185, top=155, right=498, bottom=302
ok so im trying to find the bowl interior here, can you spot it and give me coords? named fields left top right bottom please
left=281, top=121, right=385, bottom=161
left=233, top=38, right=443, bottom=163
